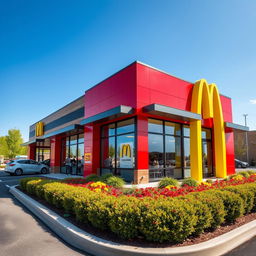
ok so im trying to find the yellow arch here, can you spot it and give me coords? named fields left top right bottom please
left=190, top=79, right=227, bottom=181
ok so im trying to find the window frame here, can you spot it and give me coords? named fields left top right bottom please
left=100, top=117, right=137, bottom=176
left=148, top=117, right=213, bottom=179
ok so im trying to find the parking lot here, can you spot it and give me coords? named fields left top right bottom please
left=0, top=171, right=87, bottom=256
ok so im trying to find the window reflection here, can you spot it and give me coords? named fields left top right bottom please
left=148, top=119, right=163, bottom=133
left=101, top=118, right=135, bottom=182
left=183, top=137, right=191, bottom=178
left=165, top=122, right=181, bottom=136
left=61, top=134, right=84, bottom=176
left=148, top=134, right=164, bottom=170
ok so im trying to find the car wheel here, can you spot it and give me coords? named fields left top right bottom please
left=41, top=168, right=47, bottom=174
left=15, top=168, right=23, bottom=176
left=237, top=164, right=242, bottom=168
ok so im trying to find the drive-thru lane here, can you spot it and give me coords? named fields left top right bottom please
left=0, top=171, right=88, bottom=256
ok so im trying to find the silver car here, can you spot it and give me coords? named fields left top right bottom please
left=5, top=159, right=49, bottom=176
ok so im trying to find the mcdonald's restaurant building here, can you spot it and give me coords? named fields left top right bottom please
left=23, top=61, right=249, bottom=184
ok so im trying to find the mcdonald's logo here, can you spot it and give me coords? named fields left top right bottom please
left=190, top=79, right=226, bottom=181
left=120, top=144, right=132, bottom=158
left=35, top=122, right=44, bottom=137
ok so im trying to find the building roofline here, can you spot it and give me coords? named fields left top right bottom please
left=30, top=95, right=84, bottom=127
left=85, top=60, right=231, bottom=99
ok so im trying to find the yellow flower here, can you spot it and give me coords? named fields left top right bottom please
left=165, top=185, right=176, bottom=190
left=201, top=182, right=212, bottom=187
left=232, top=174, right=244, bottom=181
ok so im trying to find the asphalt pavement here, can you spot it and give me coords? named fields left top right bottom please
left=0, top=171, right=89, bottom=256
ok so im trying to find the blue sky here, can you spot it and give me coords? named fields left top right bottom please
left=0, top=0, right=256, bottom=141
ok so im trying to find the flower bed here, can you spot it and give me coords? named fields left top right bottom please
left=19, top=174, right=256, bottom=244
left=63, top=174, right=256, bottom=199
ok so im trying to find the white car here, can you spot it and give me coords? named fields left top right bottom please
left=5, top=159, right=49, bottom=176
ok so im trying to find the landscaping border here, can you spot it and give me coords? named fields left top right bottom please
left=10, top=185, right=256, bottom=256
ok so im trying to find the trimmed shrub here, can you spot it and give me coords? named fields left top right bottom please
left=158, top=177, right=179, bottom=188
left=85, top=174, right=100, bottom=183
left=86, top=195, right=114, bottom=230
left=109, top=196, right=141, bottom=239
left=43, top=182, right=68, bottom=207
left=100, top=173, right=114, bottom=183
left=181, top=177, right=198, bottom=187
left=62, top=187, right=91, bottom=214
left=223, top=186, right=254, bottom=214
left=202, top=190, right=244, bottom=223
left=247, top=170, right=256, bottom=175
left=26, top=179, right=44, bottom=195
left=20, top=177, right=42, bottom=190
left=139, top=198, right=197, bottom=243
left=105, top=176, right=125, bottom=188
left=238, top=171, right=250, bottom=178
left=205, top=179, right=214, bottom=184
left=188, top=192, right=225, bottom=229
left=237, top=183, right=256, bottom=212
left=180, top=195, right=212, bottom=235
left=35, top=179, right=55, bottom=199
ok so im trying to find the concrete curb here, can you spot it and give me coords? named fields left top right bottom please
left=10, top=186, right=256, bottom=256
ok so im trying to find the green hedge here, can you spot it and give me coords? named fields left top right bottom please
left=19, top=178, right=256, bottom=243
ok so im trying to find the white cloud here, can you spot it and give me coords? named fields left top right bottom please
left=250, top=99, right=256, bottom=104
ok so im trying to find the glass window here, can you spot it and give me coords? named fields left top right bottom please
left=101, top=123, right=115, bottom=137
left=183, top=125, right=190, bottom=137
left=77, top=143, right=84, bottom=175
left=101, top=137, right=115, bottom=168
left=116, top=134, right=135, bottom=168
left=116, top=119, right=135, bottom=135
left=148, top=119, right=163, bottom=134
left=78, top=133, right=84, bottom=143
left=165, top=135, right=181, bottom=168
left=70, top=135, right=77, bottom=145
left=165, top=122, right=181, bottom=135
left=183, top=137, right=191, bottom=177
left=202, top=128, right=211, bottom=140
left=66, top=137, right=69, bottom=146
left=148, top=134, right=164, bottom=170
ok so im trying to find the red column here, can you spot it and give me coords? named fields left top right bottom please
left=226, top=131, right=235, bottom=175
left=135, top=115, right=149, bottom=184
left=84, top=125, right=94, bottom=177
left=50, top=135, right=61, bottom=173
left=28, top=144, right=36, bottom=160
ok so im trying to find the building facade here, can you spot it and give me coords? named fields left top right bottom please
left=234, top=130, right=256, bottom=166
left=23, top=61, right=248, bottom=183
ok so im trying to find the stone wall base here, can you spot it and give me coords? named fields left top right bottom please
left=50, top=166, right=60, bottom=173
left=134, top=169, right=149, bottom=184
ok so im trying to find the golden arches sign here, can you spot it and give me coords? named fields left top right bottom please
left=190, top=79, right=227, bottom=181
left=35, top=122, right=44, bottom=137
left=120, top=144, right=132, bottom=158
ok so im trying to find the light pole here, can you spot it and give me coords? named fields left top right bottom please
left=243, top=114, right=249, bottom=164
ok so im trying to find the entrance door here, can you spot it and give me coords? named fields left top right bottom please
left=202, top=140, right=213, bottom=178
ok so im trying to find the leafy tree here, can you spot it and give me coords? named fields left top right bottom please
left=0, top=136, right=8, bottom=156
left=1, top=129, right=27, bottom=159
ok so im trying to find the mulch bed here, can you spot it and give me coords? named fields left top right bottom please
left=17, top=187, right=256, bottom=248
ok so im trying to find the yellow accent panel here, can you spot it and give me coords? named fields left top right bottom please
left=35, top=122, right=44, bottom=137
left=190, top=80, right=227, bottom=182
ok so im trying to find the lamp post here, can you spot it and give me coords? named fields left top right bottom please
left=243, top=114, right=249, bottom=164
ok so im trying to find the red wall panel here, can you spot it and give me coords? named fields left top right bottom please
left=84, top=63, right=137, bottom=119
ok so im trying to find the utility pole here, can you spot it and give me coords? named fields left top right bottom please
left=243, top=114, right=249, bottom=164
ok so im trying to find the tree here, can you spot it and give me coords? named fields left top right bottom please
left=0, top=136, right=8, bottom=156
left=2, top=129, right=27, bottom=159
